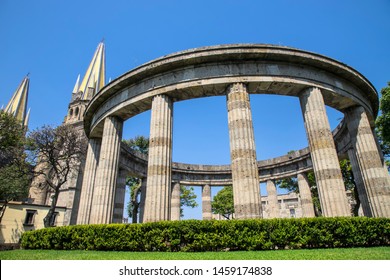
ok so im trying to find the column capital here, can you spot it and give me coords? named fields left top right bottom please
left=228, top=83, right=247, bottom=92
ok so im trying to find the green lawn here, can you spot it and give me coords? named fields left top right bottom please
left=1, top=247, right=389, bottom=260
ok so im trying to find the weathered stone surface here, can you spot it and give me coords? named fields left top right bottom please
left=138, top=178, right=147, bottom=223
left=77, top=138, right=101, bottom=224
left=297, top=173, right=315, bottom=217
left=266, top=180, right=279, bottom=218
left=112, top=168, right=127, bottom=223
left=227, top=83, right=262, bottom=219
left=202, top=184, right=212, bottom=220
left=345, top=106, right=390, bottom=217
left=171, top=182, right=181, bottom=221
left=300, top=87, right=350, bottom=217
left=347, top=148, right=372, bottom=216
left=143, top=95, right=173, bottom=222
left=84, top=45, right=377, bottom=139
left=90, top=116, right=123, bottom=224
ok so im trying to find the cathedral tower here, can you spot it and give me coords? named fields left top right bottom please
left=29, top=42, right=106, bottom=225
left=66, top=42, right=105, bottom=125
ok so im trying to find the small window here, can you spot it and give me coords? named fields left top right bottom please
left=24, top=210, right=37, bottom=226
left=69, top=108, right=73, bottom=116
left=49, top=212, right=59, bottom=226
left=75, top=107, right=79, bottom=116
left=289, top=208, right=296, bottom=218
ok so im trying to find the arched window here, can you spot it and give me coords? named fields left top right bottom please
left=75, top=107, right=79, bottom=116
left=69, top=108, right=73, bottom=116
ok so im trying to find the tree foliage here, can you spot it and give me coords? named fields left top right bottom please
left=0, top=111, right=31, bottom=223
left=123, top=136, right=149, bottom=223
left=211, top=186, right=234, bottom=219
left=180, top=186, right=198, bottom=217
left=27, top=124, right=86, bottom=227
left=123, top=136, right=149, bottom=155
left=0, top=111, right=26, bottom=167
left=375, top=82, right=390, bottom=160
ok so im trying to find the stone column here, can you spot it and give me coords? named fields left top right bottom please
left=345, top=106, right=390, bottom=217
left=143, top=95, right=173, bottom=222
left=347, top=148, right=372, bottom=216
left=202, top=184, right=212, bottom=220
left=266, top=180, right=279, bottom=218
left=372, top=130, right=390, bottom=183
left=77, top=138, right=101, bottom=224
left=297, top=173, right=315, bottom=217
left=138, top=178, right=147, bottom=223
left=171, top=182, right=181, bottom=221
left=112, top=168, right=127, bottom=223
left=299, top=87, right=350, bottom=217
left=89, top=116, right=123, bottom=224
left=227, top=83, right=262, bottom=219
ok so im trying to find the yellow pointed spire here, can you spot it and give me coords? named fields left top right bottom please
left=72, top=74, right=80, bottom=94
left=78, top=42, right=105, bottom=100
left=5, top=76, right=30, bottom=126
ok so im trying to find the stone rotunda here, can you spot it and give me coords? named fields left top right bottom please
left=74, top=44, right=390, bottom=224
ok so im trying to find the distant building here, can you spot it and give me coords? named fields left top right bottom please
left=0, top=201, right=66, bottom=245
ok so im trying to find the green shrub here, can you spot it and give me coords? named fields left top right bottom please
left=20, top=217, right=390, bottom=252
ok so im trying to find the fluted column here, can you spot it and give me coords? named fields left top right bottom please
left=345, top=106, right=390, bottom=217
left=299, top=87, right=350, bottom=217
left=90, top=116, right=123, bottom=224
left=347, top=148, right=372, bottom=216
left=77, top=138, right=101, bottom=224
left=112, top=168, right=127, bottom=223
left=202, top=184, right=212, bottom=220
left=226, top=83, right=262, bottom=219
left=138, top=178, right=147, bottom=223
left=171, top=182, right=181, bottom=221
left=266, top=180, right=279, bottom=218
left=144, top=95, right=173, bottom=222
left=297, top=173, right=315, bottom=217
left=372, top=130, right=390, bottom=183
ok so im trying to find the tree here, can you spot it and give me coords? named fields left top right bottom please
left=123, top=135, right=149, bottom=155
left=123, top=136, right=149, bottom=223
left=180, top=186, right=198, bottom=217
left=0, top=111, right=31, bottom=223
left=124, top=136, right=198, bottom=222
left=127, top=176, right=142, bottom=223
left=375, top=82, right=390, bottom=163
left=211, top=186, right=234, bottom=219
left=27, top=124, right=86, bottom=227
left=0, top=111, right=26, bottom=167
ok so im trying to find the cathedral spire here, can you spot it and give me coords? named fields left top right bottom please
left=78, top=42, right=105, bottom=100
left=72, top=74, right=80, bottom=94
left=4, top=75, right=30, bottom=126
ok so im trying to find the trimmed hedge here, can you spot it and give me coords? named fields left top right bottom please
left=21, top=217, right=390, bottom=252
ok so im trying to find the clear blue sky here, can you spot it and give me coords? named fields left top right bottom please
left=1, top=0, right=389, bottom=219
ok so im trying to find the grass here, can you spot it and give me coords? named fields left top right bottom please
left=1, top=247, right=389, bottom=260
